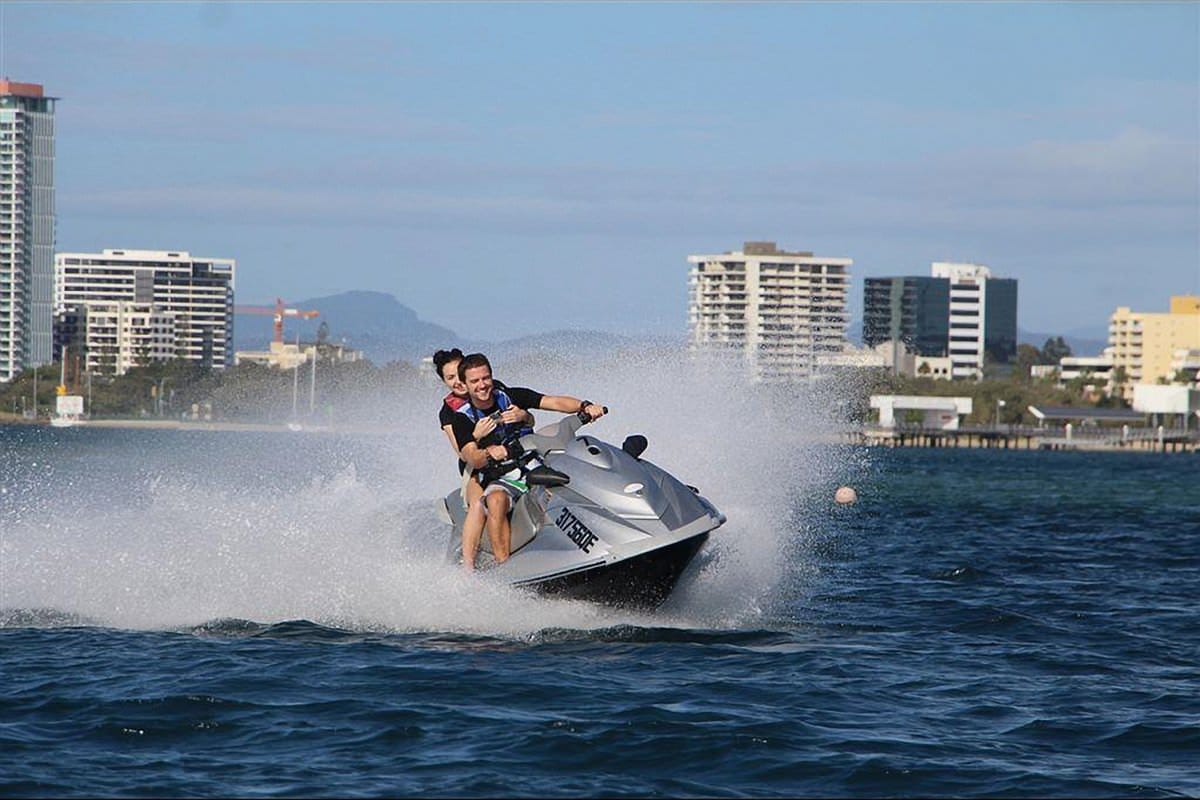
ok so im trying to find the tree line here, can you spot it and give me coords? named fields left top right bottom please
left=0, top=354, right=423, bottom=423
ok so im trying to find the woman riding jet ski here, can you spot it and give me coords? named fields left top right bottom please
left=437, top=409, right=726, bottom=609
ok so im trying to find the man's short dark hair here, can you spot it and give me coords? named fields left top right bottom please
left=432, top=348, right=464, bottom=378
left=458, top=353, right=491, bottom=383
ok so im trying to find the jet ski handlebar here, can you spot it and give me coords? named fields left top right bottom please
left=515, top=405, right=608, bottom=460
left=575, top=404, right=609, bottom=424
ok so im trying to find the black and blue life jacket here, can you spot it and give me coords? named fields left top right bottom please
left=456, top=387, right=534, bottom=451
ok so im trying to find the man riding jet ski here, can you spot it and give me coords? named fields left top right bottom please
left=438, top=409, right=726, bottom=609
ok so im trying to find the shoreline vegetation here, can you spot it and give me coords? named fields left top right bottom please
left=1, top=346, right=1195, bottom=452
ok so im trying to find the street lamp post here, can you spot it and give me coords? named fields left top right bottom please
left=996, top=398, right=1007, bottom=430
left=155, top=378, right=169, bottom=417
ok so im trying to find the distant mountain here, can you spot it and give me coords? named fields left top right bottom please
left=233, top=291, right=681, bottom=365
left=234, top=290, right=457, bottom=364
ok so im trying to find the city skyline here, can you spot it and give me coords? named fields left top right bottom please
left=3, top=2, right=1197, bottom=341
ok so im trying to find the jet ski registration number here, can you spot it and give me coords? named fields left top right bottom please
left=554, top=507, right=598, bottom=553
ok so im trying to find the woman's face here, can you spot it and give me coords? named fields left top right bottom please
left=441, top=359, right=466, bottom=396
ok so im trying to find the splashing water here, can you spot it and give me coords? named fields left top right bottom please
left=0, top=347, right=858, bottom=635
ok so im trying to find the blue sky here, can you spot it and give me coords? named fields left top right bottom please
left=4, top=2, right=1198, bottom=343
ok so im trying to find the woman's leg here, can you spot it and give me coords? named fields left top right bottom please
left=461, top=477, right=486, bottom=571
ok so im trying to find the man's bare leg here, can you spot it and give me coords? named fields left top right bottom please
left=485, top=491, right=512, bottom=563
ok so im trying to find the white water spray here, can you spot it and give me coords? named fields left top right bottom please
left=0, top=346, right=857, bottom=635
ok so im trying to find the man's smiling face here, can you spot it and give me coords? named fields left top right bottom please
left=463, top=364, right=494, bottom=408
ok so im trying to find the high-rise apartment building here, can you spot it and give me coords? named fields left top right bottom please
left=687, top=241, right=851, bottom=381
left=55, top=249, right=236, bottom=374
left=931, top=262, right=1017, bottom=380
left=65, top=302, right=178, bottom=376
left=862, top=262, right=1017, bottom=380
left=1109, top=295, right=1200, bottom=400
left=862, top=276, right=950, bottom=359
left=0, top=80, right=57, bottom=382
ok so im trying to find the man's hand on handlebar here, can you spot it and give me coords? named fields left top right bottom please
left=577, top=402, right=608, bottom=424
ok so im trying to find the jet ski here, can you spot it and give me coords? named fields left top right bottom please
left=437, top=411, right=726, bottom=609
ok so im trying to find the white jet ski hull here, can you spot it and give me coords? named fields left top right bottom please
left=440, top=414, right=725, bottom=609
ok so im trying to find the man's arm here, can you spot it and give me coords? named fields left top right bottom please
left=506, top=387, right=605, bottom=421
left=453, top=415, right=512, bottom=469
left=460, top=440, right=509, bottom=470
left=538, top=395, right=606, bottom=421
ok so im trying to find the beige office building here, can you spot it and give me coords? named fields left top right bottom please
left=1108, top=295, right=1200, bottom=400
left=687, top=241, right=851, bottom=381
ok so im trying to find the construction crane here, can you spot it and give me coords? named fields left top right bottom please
left=234, top=298, right=320, bottom=344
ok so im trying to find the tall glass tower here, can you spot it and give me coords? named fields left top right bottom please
left=0, top=80, right=57, bottom=382
left=862, top=276, right=951, bottom=357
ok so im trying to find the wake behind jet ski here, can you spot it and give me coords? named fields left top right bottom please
left=437, top=410, right=726, bottom=609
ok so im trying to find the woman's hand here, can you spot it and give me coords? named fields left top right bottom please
left=473, top=416, right=497, bottom=440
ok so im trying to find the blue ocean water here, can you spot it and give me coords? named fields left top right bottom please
left=2, top=423, right=1198, bottom=798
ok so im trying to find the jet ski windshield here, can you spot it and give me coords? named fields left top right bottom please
left=517, top=409, right=590, bottom=457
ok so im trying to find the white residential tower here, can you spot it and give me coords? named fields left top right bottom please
left=687, top=241, right=851, bottom=381
left=55, top=249, right=236, bottom=375
left=0, top=80, right=57, bottom=381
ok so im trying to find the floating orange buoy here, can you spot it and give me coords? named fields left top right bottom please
left=835, top=486, right=858, bottom=505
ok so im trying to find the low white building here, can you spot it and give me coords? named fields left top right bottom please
left=870, top=394, right=973, bottom=430
left=1031, top=351, right=1115, bottom=392
left=868, top=341, right=953, bottom=380
left=1170, top=348, right=1200, bottom=385
left=914, top=355, right=954, bottom=380
left=235, top=340, right=363, bottom=370
left=1060, top=353, right=1114, bottom=383
left=1132, top=384, right=1200, bottom=428
left=818, top=343, right=888, bottom=370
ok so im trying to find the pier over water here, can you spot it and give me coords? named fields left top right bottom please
left=848, top=425, right=1199, bottom=454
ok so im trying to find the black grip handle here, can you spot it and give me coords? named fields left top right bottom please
left=576, top=404, right=609, bottom=424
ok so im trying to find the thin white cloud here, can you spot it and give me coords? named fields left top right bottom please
left=60, top=126, right=1197, bottom=237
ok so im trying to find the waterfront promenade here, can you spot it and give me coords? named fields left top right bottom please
left=849, top=424, right=1200, bottom=454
